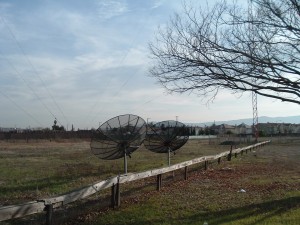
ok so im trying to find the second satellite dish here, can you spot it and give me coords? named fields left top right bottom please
left=91, top=114, right=146, bottom=174
left=144, top=120, right=189, bottom=166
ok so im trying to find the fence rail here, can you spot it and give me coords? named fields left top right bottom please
left=0, top=140, right=270, bottom=222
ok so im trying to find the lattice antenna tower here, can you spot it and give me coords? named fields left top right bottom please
left=248, top=0, right=259, bottom=142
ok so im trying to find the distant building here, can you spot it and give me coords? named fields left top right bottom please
left=196, top=122, right=300, bottom=137
left=217, top=124, right=236, bottom=135
left=258, top=123, right=300, bottom=135
left=235, top=123, right=252, bottom=136
left=0, top=127, right=19, bottom=132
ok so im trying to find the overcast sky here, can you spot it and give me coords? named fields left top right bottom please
left=0, top=0, right=299, bottom=129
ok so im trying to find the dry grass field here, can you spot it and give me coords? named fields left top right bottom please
left=0, top=137, right=229, bottom=206
left=0, top=136, right=299, bottom=224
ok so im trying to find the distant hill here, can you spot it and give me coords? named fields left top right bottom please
left=186, top=115, right=300, bottom=126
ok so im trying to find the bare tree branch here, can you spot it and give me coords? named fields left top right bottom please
left=149, top=0, right=300, bottom=105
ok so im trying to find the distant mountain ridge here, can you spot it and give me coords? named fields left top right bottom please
left=186, top=115, right=300, bottom=126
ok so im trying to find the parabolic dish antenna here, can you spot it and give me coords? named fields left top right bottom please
left=90, top=114, right=146, bottom=174
left=144, top=120, right=189, bottom=166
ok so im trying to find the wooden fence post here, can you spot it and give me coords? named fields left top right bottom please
left=45, top=204, right=53, bottom=225
left=157, top=174, right=162, bottom=191
left=111, top=183, right=116, bottom=208
left=218, top=157, right=221, bottom=164
left=204, top=160, right=208, bottom=170
left=116, top=180, right=120, bottom=207
left=184, top=166, right=188, bottom=180
left=111, top=177, right=121, bottom=209
left=227, top=146, right=233, bottom=161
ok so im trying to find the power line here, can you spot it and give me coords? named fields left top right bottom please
left=86, top=8, right=157, bottom=128
left=0, top=89, right=44, bottom=127
left=0, top=50, right=58, bottom=121
left=85, top=51, right=136, bottom=127
left=0, top=16, right=69, bottom=127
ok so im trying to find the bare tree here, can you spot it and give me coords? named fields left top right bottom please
left=149, top=0, right=300, bottom=104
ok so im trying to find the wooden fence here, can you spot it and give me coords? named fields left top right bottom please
left=0, top=140, right=270, bottom=224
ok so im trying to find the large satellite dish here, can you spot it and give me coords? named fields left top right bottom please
left=91, top=114, right=146, bottom=174
left=144, top=120, right=189, bottom=166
